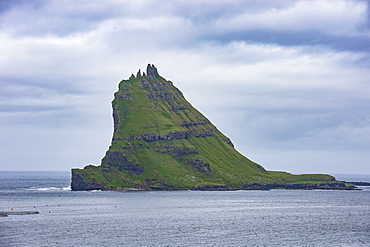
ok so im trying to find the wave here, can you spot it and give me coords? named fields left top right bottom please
left=28, top=186, right=71, bottom=191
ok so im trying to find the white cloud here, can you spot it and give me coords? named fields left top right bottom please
left=213, top=0, right=368, bottom=35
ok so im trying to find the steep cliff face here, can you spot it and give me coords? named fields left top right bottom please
left=71, top=64, right=353, bottom=190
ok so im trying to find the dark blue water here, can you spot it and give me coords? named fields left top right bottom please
left=1, top=171, right=370, bottom=246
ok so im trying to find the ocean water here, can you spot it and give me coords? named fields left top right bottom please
left=0, top=171, right=369, bottom=247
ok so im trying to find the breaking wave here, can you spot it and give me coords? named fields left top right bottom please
left=28, top=186, right=71, bottom=191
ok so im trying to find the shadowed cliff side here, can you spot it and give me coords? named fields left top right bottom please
left=71, top=64, right=355, bottom=191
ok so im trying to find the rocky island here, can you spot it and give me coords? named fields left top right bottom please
left=71, top=64, right=355, bottom=191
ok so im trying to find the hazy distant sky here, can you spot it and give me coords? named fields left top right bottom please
left=1, top=0, right=369, bottom=174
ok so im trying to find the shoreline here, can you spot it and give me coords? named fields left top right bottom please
left=71, top=182, right=360, bottom=191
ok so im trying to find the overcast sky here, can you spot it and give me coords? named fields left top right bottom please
left=1, top=0, right=369, bottom=175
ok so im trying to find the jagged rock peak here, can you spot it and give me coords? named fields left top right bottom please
left=146, top=64, right=160, bottom=78
left=136, top=69, right=142, bottom=78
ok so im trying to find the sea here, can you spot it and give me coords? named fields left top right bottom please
left=0, top=171, right=369, bottom=247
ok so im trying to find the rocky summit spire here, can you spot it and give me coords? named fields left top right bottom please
left=71, top=65, right=354, bottom=191
left=136, top=69, right=142, bottom=78
left=146, top=64, right=159, bottom=78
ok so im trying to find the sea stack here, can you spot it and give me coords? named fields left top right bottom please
left=71, top=64, right=354, bottom=191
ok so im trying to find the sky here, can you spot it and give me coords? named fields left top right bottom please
left=0, top=0, right=369, bottom=175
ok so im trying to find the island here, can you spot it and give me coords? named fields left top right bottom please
left=71, top=64, right=355, bottom=191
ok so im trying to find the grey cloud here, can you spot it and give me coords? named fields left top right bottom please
left=208, top=85, right=370, bottom=153
left=0, top=0, right=122, bottom=37
left=2, top=0, right=368, bottom=53
left=202, top=30, right=370, bottom=53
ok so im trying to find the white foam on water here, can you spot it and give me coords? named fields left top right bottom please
left=28, top=186, right=71, bottom=191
